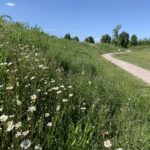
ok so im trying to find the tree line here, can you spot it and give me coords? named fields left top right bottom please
left=64, top=25, right=150, bottom=48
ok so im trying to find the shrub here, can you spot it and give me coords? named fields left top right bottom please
left=119, top=31, right=129, bottom=48
left=64, top=33, right=71, bottom=40
left=84, top=36, right=95, bottom=44
left=101, top=34, right=111, bottom=43
left=130, top=34, right=138, bottom=46
left=72, top=36, right=79, bottom=42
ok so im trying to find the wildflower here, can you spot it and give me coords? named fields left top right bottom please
left=6, top=69, right=10, bottom=73
left=15, top=122, right=22, bottom=129
left=56, top=90, right=62, bottom=94
left=69, top=94, right=73, bottom=97
left=30, top=76, right=35, bottom=80
left=104, top=140, right=112, bottom=148
left=52, top=87, right=59, bottom=90
left=39, top=65, right=44, bottom=68
left=30, top=94, right=37, bottom=101
left=42, top=66, right=48, bottom=70
left=44, top=81, right=48, bottom=85
left=6, top=121, right=14, bottom=132
left=44, top=92, right=48, bottom=95
left=45, top=113, right=50, bottom=118
left=0, top=114, right=8, bottom=122
left=27, top=117, right=31, bottom=121
left=88, top=81, right=92, bottom=85
left=0, top=108, right=3, bottom=112
left=9, top=115, right=15, bottom=118
left=47, top=122, right=52, bottom=127
left=28, top=106, right=36, bottom=112
left=34, top=144, right=42, bottom=150
left=22, top=130, right=30, bottom=136
left=6, top=86, right=13, bottom=90
left=35, top=53, right=40, bottom=56
left=20, top=139, right=31, bottom=149
left=17, top=100, right=22, bottom=106
left=36, top=89, right=41, bottom=92
left=16, top=82, right=19, bottom=86
left=68, top=85, right=72, bottom=89
left=56, top=105, right=61, bottom=111
left=60, top=85, right=65, bottom=88
left=62, top=99, right=68, bottom=102
left=51, top=80, right=55, bottom=83
left=8, top=62, right=12, bottom=66
left=0, top=85, right=3, bottom=88
left=48, top=89, right=52, bottom=92
left=15, top=132, right=22, bottom=138
left=116, top=148, right=123, bottom=150
left=81, top=107, right=86, bottom=111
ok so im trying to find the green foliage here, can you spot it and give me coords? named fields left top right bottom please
left=64, top=33, right=71, bottom=40
left=119, top=31, right=129, bottom=48
left=101, top=34, right=111, bottom=43
left=113, top=24, right=122, bottom=45
left=84, top=36, right=95, bottom=43
left=130, top=34, right=138, bottom=46
left=72, top=36, right=79, bottom=42
left=138, top=38, right=150, bottom=45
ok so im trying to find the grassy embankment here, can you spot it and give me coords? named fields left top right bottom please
left=0, top=19, right=150, bottom=149
left=115, top=45, right=150, bottom=70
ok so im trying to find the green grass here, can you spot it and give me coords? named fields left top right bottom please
left=114, top=46, right=150, bottom=70
left=94, top=43, right=124, bottom=54
left=1, top=18, right=150, bottom=149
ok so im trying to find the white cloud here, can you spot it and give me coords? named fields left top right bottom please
left=6, top=2, right=16, bottom=7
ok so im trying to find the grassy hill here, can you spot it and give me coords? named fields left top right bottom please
left=0, top=18, right=150, bottom=149
left=115, top=45, right=150, bottom=70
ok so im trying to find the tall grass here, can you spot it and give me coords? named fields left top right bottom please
left=0, top=18, right=150, bottom=149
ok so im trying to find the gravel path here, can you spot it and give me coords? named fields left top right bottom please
left=102, top=52, right=150, bottom=85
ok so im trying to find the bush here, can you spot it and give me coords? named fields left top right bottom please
left=72, top=36, right=79, bottom=42
left=130, top=34, right=138, bottom=46
left=84, top=36, right=95, bottom=44
left=64, top=33, right=71, bottom=40
left=101, top=34, right=111, bottom=43
left=119, top=32, right=129, bottom=48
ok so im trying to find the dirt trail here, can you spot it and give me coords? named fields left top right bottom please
left=102, top=52, right=150, bottom=85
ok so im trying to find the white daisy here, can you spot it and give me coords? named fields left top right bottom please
left=45, top=113, right=50, bottom=118
left=28, top=106, right=36, bottom=112
left=104, top=140, right=112, bottom=148
left=20, top=139, right=31, bottom=149
left=47, top=122, right=52, bottom=127
left=30, top=94, right=37, bottom=101
left=22, top=130, right=30, bottom=136
left=0, top=114, right=8, bottom=122
left=62, top=99, right=68, bottom=102
left=6, top=121, right=14, bottom=132
left=34, top=144, right=42, bottom=150
left=15, top=122, right=22, bottom=129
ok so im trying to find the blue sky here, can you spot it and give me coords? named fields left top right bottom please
left=0, top=0, right=150, bottom=41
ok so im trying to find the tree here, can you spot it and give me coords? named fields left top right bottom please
left=119, top=31, right=129, bottom=48
left=113, top=24, right=122, bottom=45
left=64, top=33, right=71, bottom=40
left=1, top=15, right=13, bottom=23
left=72, top=36, right=79, bottom=42
left=101, top=34, right=111, bottom=43
left=84, top=36, right=95, bottom=43
left=130, top=35, right=138, bottom=46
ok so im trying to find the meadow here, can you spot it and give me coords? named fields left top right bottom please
left=1, top=18, right=150, bottom=150
left=115, top=46, right=150, bottom=70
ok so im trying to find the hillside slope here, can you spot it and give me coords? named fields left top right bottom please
left=0, top=18, right=150, bottom=149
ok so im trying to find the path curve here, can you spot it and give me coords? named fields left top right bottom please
left=102, top=52, right=150, bottom=85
